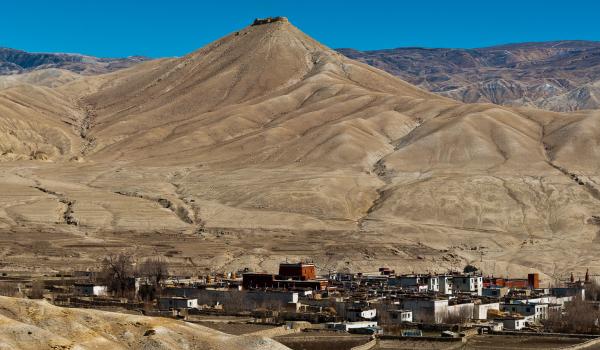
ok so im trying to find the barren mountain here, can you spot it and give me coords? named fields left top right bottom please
left=0, top=68, right=82, bottom=90
left=338, top=41, right=600, bottom=111
left=0, top=296, right=288, bottom=350
left=0, top=47, right=148, bottom=75
left=0, top=18, right=599, bottom=282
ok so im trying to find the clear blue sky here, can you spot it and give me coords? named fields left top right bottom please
left=1, top=0, right=599, bottom=58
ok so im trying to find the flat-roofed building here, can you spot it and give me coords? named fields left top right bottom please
left=402, top=298, right=449, bottom=324
left=439, top=275, right=453, bottom=295
left=242, top=272, right=327, bottom=291
left=389, top=309, right=413, bottom=323
left=495, top=317, right=526, bottom=330
left=73, top=283, right=108, bottom=296
left=483, top=286, right=509, bottom=298
left=326, top=321, right=378, bottom=332
left=501, top=302, right=548, bottom=322
left=158, top=297, right=198, bottom=310
left=278, top=262, right=316, bottom=281
left=473, top=302, right=500, bottom=320
left=453, top=275, right=483, bottom=296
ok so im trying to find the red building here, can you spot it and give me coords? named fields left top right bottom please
left=484, top=273, right=539, bottom=289
left=278, top=262, right=316, bottom=281
left=528, top=273, right=540, bottom=289
left=242, top=262, right=327, bottom=290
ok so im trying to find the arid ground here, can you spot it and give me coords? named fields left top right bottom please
left=0, top=296, right=288, bottom=349
left=1, top=18, right=600, bottom=282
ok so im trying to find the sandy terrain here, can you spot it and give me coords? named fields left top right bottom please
left=0, top=18, right=599, bottom=281
left=0, top=296, right=289, bottom=349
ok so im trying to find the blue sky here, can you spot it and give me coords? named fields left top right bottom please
left=1, top=0, right=599, bottom=58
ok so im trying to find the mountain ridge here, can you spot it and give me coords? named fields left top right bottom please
left=0, top=20, right=599, bottom=278
left=338, top=40, right=600, bottom=111
left=0, top=47, right=149, bottom=75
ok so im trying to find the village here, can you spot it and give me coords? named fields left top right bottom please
left=1, top=257, right=599, bottom=349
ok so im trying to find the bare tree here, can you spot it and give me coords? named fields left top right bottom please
left=463, top=264, right=479, bottom=274
left=137, top=257, right=169, bottom=301
left=543, top=297, right=600, bottom=334
left=443, top=307, right=472, bottom=325
left=138, top=258, right=169, bottom=286
left=101, top=253, right=134, bottom=297
left=586, top=281, right=600, bottom=301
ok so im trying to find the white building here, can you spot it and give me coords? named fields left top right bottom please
left=447, top=302, right=475, bottom=322
left=158, top=297, right=198, bottom=310
left=73, top=283, right=108, bottom=296
left=393, top=275, right=425, bottom=289
left=439, top=275, right=453, bottom=295
left=326, top=321, right=378, bottom=331
left=426, top=276, right=439, bottom=292
left=453, top=275, right=483, bottom=296
left=405, top=285, right=429, bottom=293
left=388, top=309, right=413, bottom=323
left=347, top=307, right=376, bottom=321
left=402, top=298, right=449, bottom=324
left=473, top=302, right=500, bottom=320
left=496, top=317, right=526, bottom=330
left=501, top=303, right=548, bottom=322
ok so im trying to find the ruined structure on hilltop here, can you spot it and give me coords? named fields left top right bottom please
left=252, top=17, right=288, bottom=26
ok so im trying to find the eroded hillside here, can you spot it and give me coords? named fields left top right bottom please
left=0, top=19, right=599, bottom=279
left=0, top=296, right=289, bottom=350
left=339, top=41, right=600, bottom=111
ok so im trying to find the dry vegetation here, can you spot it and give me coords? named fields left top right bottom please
left=543, top=297, right=600, bottom=334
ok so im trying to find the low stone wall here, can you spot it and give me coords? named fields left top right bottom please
left=249, top=325, right=299, bottom=338
left=350, top=338, right=377, bottom=350
left=559, top=337, right=600, bottom=350
left=491, top=331, right=599, bottom=339
left=379, top=335, right=465, bottom=342
left=274, top=334, right=371, bottom=350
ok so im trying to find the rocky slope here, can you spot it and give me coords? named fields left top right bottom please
left=0, top=19, right=599, bottom=280
left=338, top=41, right=600, bottom=111
left=0, top=47, right=148, bottom=75
left=0, top=296, right=289, bottom=350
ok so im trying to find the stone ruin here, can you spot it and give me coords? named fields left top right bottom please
left=252, top=17, right=289, bottom=26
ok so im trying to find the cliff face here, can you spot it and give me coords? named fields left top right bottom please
left=0, top=47, right=148, bottom=75
left=338, top=41, right=600, bottom=111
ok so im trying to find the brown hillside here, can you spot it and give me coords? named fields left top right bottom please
left=0, top=19, right=599, bottom=279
